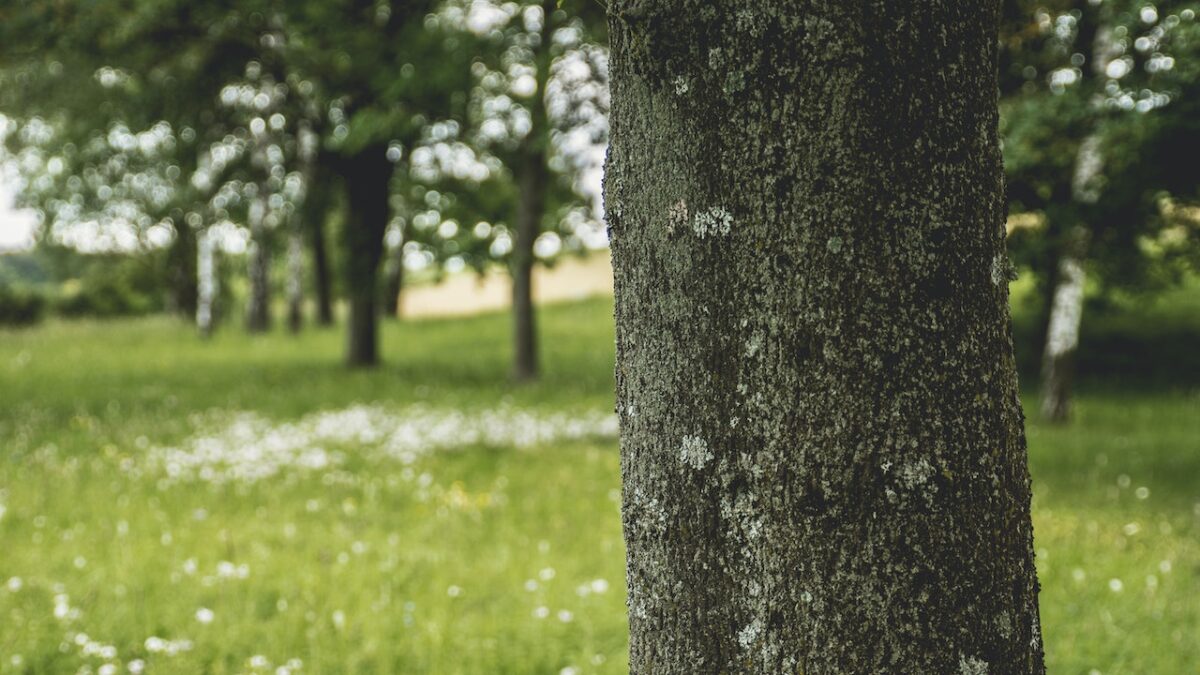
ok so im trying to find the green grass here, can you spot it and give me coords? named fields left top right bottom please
left=1, top=295, right=1197, bottom=674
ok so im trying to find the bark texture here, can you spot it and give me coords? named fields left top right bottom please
left=605, top=2, right=1045, bottom=673
left=510, top=0, right=556, bottom=382
left=337, top=144, right=393, bottom=367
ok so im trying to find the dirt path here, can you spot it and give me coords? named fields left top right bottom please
left=401, top=252, right=614, bottom=318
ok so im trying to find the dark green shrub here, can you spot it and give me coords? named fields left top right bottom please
left=52, top=254, right=165, bottom=318
left=0, top=284, right=47, bottom=326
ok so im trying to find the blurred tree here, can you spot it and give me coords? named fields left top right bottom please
left=1000, top=0, right=1200, bottom=421
left=306, top=155, right=337, bottom=327
left=0, top=1, right=476, bottom=365
left=606, top=1, right=1043, bottom=671
left=278, top=0, right=476, bottom=365
left=420, top=0, right=608, bottom=379
left=0, top=0, right=263, bottom=316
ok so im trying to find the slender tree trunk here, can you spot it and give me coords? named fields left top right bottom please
left=1040, top=234, right=1087, bottom=422
left=1039, top=20, right=1113, bottom=422
left=167, top=221, right=198, bottom=317
left=196, top=227, right=218, bottom=338
left=286, top=123, right=319, bottom=334
left=308, top=171, right=335, bottom=327
left=244, top=189, right=272, bottom=333
left=605, top=3, right=1044, bottom=673
left=1040, top=131, right=1102, bottom=423
left=286, top=227, right=304, bottom=333
left=382, top=222, right=407, bottom=318
left=336, top=144, right=393, bottom=367
left=510, top=0, right=555, bottom=382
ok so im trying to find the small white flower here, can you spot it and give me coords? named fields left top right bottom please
left=195, top=607, right=215, bottom=624
left=532, top=606, right=550, bottom=619
left=557, top=610, right=574, bottom=623
left=144, top=637, right=167, bottom=653
left=6, top=577, right=22, bottom=592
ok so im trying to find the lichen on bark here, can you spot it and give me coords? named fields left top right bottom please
left=605, top=1, right=1046, bottom=672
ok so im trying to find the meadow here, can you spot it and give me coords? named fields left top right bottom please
left=0, top=288, right=1197, bottom=674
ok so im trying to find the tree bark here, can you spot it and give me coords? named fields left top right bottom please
left=510, top=0, right=555, bottom=382
left=196, top=226, right=218, bottom=338
left=244, top=188, right=272, bottom=333
left=605, top=2, right=1044, bottom=673
left=336, top=144, right=393, bottom=367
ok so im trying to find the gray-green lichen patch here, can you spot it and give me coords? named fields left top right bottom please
left=959, top=654, right=989, bottom=675
left=991, top=252, right=1008, bottom=287
left=666, top=198, right=689, bottom=234
left=737, top=617, right=763, bottom=650
left=898, top=457, right=935, bottom=491
left=679, top=434, right=713, bottom=469
left=693, top=207, right=733, bottom=238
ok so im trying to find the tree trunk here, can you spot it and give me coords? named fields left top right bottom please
left=510, top=0, right=555, bottom=382
left=605, top=3, right=1044, bottom=673
left=1039, top=20, right=1111, bottom=421
left=166, top=220, right=198, bottom=317
left=382, top=222, right=407, bottom=319
left=1041, top=129, right=1102, bottom=424
left=308, top=172, right=335, bottom=327
left=1039, top=239, right=1086, bottom=423
left=244, top=189, right=271, bottom=333
left=196, top=227, right=218, bottom=338
left=286, top=226, right=304, bottom=333
left=337, top=144, right=393, bottom=367
left=286, top=123, right=319, bottom=334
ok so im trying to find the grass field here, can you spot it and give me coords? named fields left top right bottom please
left=0, top=293, right=1197, bottom=674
